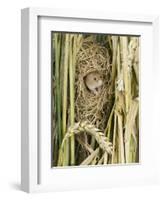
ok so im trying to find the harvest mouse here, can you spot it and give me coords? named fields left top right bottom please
left=84, top=71, right=103, bottom=95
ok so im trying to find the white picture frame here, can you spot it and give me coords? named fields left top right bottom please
left=21, top=7, right=159, bottom=193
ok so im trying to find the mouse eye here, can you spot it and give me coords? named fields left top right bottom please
left=94, top=77, right=96, bottom=81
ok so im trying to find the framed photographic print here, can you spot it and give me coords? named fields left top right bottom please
left=21, top=8, right=159, bottom=193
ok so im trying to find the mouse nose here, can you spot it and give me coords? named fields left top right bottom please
left=98, top=80, right=103, bottom=86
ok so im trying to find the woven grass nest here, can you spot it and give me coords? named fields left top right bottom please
left=75, top=37, right=112, bottom=131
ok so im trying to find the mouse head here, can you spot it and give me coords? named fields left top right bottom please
left=84, top=71, right=103, bottom=90
left=91, top=72, right=103, bottom=86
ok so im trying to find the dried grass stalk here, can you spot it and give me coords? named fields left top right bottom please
left=81, top=148, right=100, bottom=165
left=125, top=99, right=139, bottom=162
left=62, top=34, right=70, bottom=166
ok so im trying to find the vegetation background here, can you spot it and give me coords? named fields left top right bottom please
left=52, top=33, right=139, bottom=167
